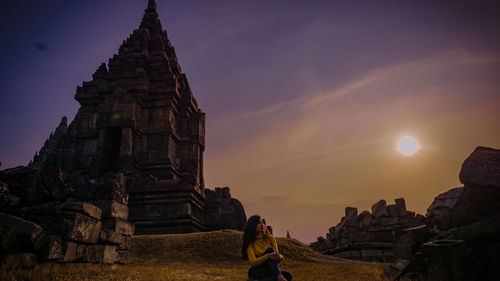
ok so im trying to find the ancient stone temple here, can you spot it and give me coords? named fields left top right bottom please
left=29, top=0, right=246, bottom=234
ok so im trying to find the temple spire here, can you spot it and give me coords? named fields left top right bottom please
left=147, top=0, right=157, bottom=11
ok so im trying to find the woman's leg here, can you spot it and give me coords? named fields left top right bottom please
left=248, top=264, right=273, bottom=279
left=262, top=247, right=282, bottom=276
left=262, top=247, right=290, bottom=281
left=248, top=247, right=282, bottom=279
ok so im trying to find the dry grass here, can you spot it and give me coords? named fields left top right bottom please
left=2, top=230, right=389, bottom=281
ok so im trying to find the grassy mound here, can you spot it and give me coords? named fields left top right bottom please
left=130, top=230, right=336, bottom=265
left=2, top=231, right=389, bottom=281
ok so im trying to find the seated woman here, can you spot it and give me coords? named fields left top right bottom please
left=242, top=215, right=293, bottom=281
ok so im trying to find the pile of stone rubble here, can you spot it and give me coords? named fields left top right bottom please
left=311, top=146, right=500, bottom=281
left=0, top=168, right=134, bottom=268
left=311, top=198, right=425, bottom=262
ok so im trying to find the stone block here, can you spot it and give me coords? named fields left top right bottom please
left=345, top=207, right=358, bottom=218
left=394, top=198, right=407, bottom=216
left=393, top=233, right=414, bottom=262
left=426, top=187, right=463, bottom=215
left=345, top=207, right=358, bottom=227
left=427, top=206, right=453, bottom=230
left=452, top=184, right=500, bottom=227
left=371, top=200, right=388, bottom=218
left=422, top=240, right=476, bottom=281
left=61, top=212, right=101, bottom=243
left=0, top=225, right=18, bottom=254
left=381, top=258, right=411, bottom=280
left=91, top=221, right=102, bottom=244
left=90, top=179, right=129, bottom=205
left=0, top=213, right=46, bottom=251
left=83, top=245, right=117, bottom=264
left=102, top=219, right=135, bottom=235
left=378, top=217, right=399, bottom=226
left=119, top=235, right=132, bottom=250
left=90, top=200, right=129, bottom=220
left=452, top=214, right=500, bottom=240
left=38, top=235, right=63, bottom=261
left=1, top=253, right=38, bottom=268
left=351, top=231, right=375, bottom=242
left=361, top=249, right=384, bottom=260
left=374, top=231, right=394, bottom=242
left=60, top=241, right=86, bottom=262
left=60, top=201, right=102, bottom=220
left=116, top=250, right=129, bottom=264
left=459, top=146, right=500, bottom=188
left=99, top=229, right=122, bottom=245
left=387, top=204, right=398, bottom=217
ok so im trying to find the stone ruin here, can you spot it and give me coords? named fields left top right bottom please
left=311, top=146, right=500, bottom=281
left=0, top=169, right=133, bottom=266
left=310, top=198, right=425, bottom=262
left=0, top=0, right=246, bottom=268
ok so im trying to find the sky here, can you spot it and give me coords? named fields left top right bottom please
left=1, top=0, right=500, bottom=243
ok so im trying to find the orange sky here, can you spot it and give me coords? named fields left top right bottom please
left=204, top=51, right=500, bottom=243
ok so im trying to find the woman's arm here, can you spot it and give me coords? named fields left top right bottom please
left=247, top=246, right=270, bottom=266
left=271, top=236, right=284, bottom=261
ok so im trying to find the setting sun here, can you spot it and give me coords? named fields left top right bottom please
left=398, top=137, right=419, bottom=155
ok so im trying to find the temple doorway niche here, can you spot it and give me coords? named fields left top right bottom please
left=101, top=127, right=122, bottom=174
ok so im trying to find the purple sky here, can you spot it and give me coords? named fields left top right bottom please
left=1, top=0, right=500, bottom=242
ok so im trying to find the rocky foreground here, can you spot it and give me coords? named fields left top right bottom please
left=1, top=231, right=388, bottom=281
left=311, top=146, right=500, bottom=281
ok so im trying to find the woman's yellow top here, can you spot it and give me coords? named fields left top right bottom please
left=246, top=233, right=284, bottom=266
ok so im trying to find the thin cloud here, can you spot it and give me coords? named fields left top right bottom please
left=205, top=50, right=500, bottom=242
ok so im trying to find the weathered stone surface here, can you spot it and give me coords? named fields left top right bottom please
left=427, top=187, right=464, bottom=213
left=99, top=229, right=122, bottom=245
left=0, top=225, right=18, bottom=254
left=0, top=213, right=46, bottom=251
left=394, top=198, right=406, bottom=216
left=90, top=200, right=128, bottom=220
left=83, top=245, right=116, bottom=264
left=102, top=219, right=134, bottom=236
left=377, top=217, right=398, bottom=226
left=459, top=146, right=500, bottom=188
left=426, top=187, right=464, bottom=230
left=38, top=235, right=63, bottom=261
left=387, top=204, right=398, bottom=217
left=118, top=235, right=132, bottom=250
left=60, top=241, right=86, bottom=263
left=381, top=258, right=411, bottom=280
left=1, top=253, right=38, bottom=268
left=451, top=184, right=500, bottom=227
left=90, top=179, right=129, bottom=205
left=0, top=165, right=70, bottom=206
left=61, top=212, right=101, bottom=243
left=116, top=249, right=129, bottom=264
left=344, top=207, right=358, bottom=227
left=452, top=213, right=500, bottom=240
left=91, top=221, right=102, bottom=244
left=313, top=197, right=422, bottom=262
left=422, top=240, right=476, bottom=281
left=60, top=201, right=102, bottom=220
left=351, top=232, right=375, bottom=242
left=371, top=200, right=388, bottom=218
left=0, top=167, right=48, bottom=205
left=204, top=187, right=246, bottom=231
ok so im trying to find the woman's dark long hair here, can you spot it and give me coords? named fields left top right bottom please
left=242, top=215, right=261, bottom=259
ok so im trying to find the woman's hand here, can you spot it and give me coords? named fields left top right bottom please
left=267, top=252, right=282, bottom=262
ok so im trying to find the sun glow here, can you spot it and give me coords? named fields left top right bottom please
left=397, top=137, right=419, bottom=155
